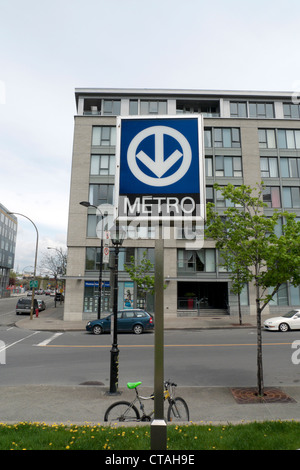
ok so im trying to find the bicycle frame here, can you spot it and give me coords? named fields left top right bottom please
left=128, top=381, right=174, bottom=421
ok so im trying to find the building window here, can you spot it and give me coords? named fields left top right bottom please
left=85, top=246, right=136, bottom=272
left=230, top=102, right=247, bottom=118
left=86, top=247, right=101, bottom=271
left=177, top=249, right=216, bottom=273
left=129, top=100, right=138, bottom=115
left=283, top=103, right=300, bottom=119
left=205, top=128, right=241, bottom=148
left=260, top=157, right=278, bottom=178
left=204, top=129, right=212, bottom=148
left=215, top=156, right=242, bottom=177
left=258, top=129, right=276, bottom=148
left=214, top=128, right=241, bottom=148
left=278, top=129, right=300, bottom=149
left=90, top=154, right=115, bottom=175
left=87, top=214, right=103, bottom=237
left=216, top=189, right=235, bottom=208
left=89, top=184, right=114, bottom=206
left=280, top=158, right=300, bottom=178
left=102, top=100, right=121, bottom=115
left=206, top=186, right=214, bottom=204
left=282, top=187, right=300, bottom=208
left=290, top=284, right=300, bottom=305
left=140, top=100, right=167, bottom=115
left=92, top=126, right=116, bottom=146
left=269, top=284, right=288, bottom=305
left=205, top=157, right=213, bottom=177
left=262, top=187, right=281, bottom=208
left=118, top=247, right=135, bottom=271
left=249, top=102, right=274, bottom=118
left=129, top=100, right=167, bottom=115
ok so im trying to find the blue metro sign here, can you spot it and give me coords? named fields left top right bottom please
left=115, top=115, right=205, bottom=220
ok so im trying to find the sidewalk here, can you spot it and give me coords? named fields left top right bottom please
left=1, top=383, right=300, bottom=426
left=15, top=302, right=264, bottom=331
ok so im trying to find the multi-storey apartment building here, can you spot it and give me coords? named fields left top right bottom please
left=0, top=203, right=17, bottom=297
left=65, top=88, right=300, bottom=321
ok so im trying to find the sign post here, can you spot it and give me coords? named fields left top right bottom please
left=151, top=226, right=167, bottom=449
left=115, top=115, right=204, bottom=449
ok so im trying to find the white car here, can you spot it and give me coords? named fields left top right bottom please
left=264, top=310, right=300, bottom=332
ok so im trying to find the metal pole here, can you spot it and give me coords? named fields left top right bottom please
left=109, top=243, right=120, bottom=395
left=98, top=234, right=103, bottom=319
left=8, top=212, right=38, bottom=320
left=151, top=225, right=167, bottom=450
left=54, top=274, right=57, bottom=308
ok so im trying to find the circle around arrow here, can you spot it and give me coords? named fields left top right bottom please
left=127, top=126, right=192, bottom=186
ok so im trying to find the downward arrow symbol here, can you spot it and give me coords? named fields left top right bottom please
left=136, top=129, right=183, bottom=178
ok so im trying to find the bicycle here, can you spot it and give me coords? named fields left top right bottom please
left=104, top=380, right=189, bottom=423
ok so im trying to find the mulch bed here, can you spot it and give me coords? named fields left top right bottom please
left=231, top=387, right=296, bottom=404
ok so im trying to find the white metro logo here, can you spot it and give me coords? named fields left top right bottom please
left=127, top=126, right=192, bottom=187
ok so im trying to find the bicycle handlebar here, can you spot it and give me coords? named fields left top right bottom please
left=164, top=380, right=177, bottom=387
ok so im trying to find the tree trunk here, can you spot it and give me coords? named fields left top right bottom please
left=256, top=284, right=264, bottom=396
left=238, top=291, right=242, bottom=325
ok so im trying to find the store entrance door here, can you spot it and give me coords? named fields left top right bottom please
left=178, top=281, right=228, bottom=310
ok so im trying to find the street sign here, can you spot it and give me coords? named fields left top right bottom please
left=29, top=280, right=38, bottom=289
left=115, top=115, right=205, bottom=222
left=103, top=246, right=110, bottom=263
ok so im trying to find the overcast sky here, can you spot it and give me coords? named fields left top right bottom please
left=1, top=0, right=300, bottom=272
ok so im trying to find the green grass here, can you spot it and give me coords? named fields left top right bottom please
left=0, top=420, right=300, bottom=450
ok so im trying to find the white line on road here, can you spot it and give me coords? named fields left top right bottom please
left=36, top=332, right=63, bottom=346
left=0, top=331, right=40, bottom=353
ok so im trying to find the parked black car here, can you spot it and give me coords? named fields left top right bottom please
left=16, top=297, right=38, bottom=315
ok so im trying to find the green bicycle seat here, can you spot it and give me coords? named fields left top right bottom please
left=127, top=381, right=142, bottom=389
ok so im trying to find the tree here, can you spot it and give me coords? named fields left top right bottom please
left=39, top=248, right=67, bottom=296
left=205, top=183, right=300, bottom=396
left=39, top=248, right=67, bottom=278
left=124, top=250, right=155, bottom=309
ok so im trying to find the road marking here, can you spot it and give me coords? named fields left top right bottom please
left=36, top=332, right=63, bottom=346
left=0, top=331, right=40, bottom=353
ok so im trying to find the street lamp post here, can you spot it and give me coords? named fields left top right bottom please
left=80, top=201, right=104, bottom=319
left=109, top=224, right=125, bottom=395
left=8, top=212, right=39, bottom=320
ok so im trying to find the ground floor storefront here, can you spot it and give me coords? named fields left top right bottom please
left=64, top=244, right=300, bottom=321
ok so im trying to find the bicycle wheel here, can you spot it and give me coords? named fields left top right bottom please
left=167, top=397, right=189, bottom=422
left=104, top=401, right=140, bottom=423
